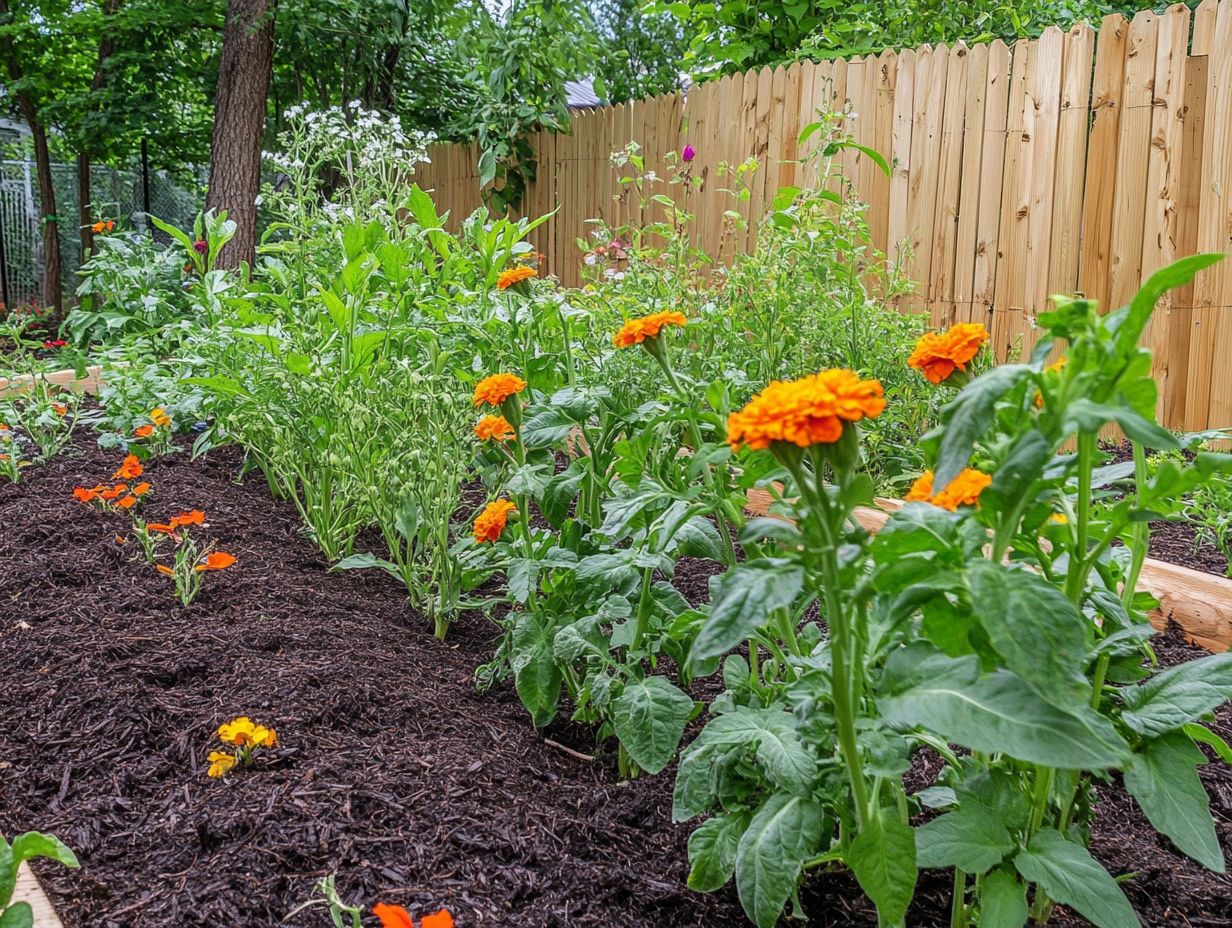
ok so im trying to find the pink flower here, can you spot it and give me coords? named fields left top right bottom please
left=682, top=144, right=696, bottom=163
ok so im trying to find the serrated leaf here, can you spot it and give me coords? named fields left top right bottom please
left=687, top=813, right=747, bottom=891
left=980, top=867, right=1029, bottom=928
left=690, top=563, right=804, bottom=668
left=510, top=614, right=562, bottom=727
left=1121, top=653, right=1232, bottom=737
left=847, top=806, right=916, bottom=926
left=915, top=803, right=1014, bottom=873
left=1013, top=830, right=1139, bottom=928
left=735, top=794, right=825, bottom=928
left=611, top=676, right=695, bottom=774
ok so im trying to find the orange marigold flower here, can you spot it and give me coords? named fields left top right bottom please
left=51, top=402, right=68, bottom=417
left=497, top=265, right=537, bottom=290
left=150, top=408, right=171, bottom=428
left=73, top=486, right=102, bottom=502
left=134, top=424, right=155, bottom=439
left=0, top=422, right=10, bottom=430
left=421, top=911, right=455, bottom=928
left=131, top=482, right=152, bottom=496
left=373, top=904, right=415, bottom=928
left=170, top=510, right=206, bottom=529
left=907, top=323, right=989, bottom=384
left=195, top=551, right=237, bottom=572
left=100, top=483, right=129, bottom=501
left=726, top=369, right=886, bottom=451
left=474, top=414, right=515, bottom=442
left=472, top=373, right=527, bottom=407
left=906, top=468, right=993, bottom=511
left=114, top=454, right=143, bottom=479
left=117, top=495, right=138, bottom=510
left=147, top=522, right=176, bottom=535
left=473, top=499, right=516, bottom=544
left=612, top=310, right=688, bottom=349
left=156, top=564, right=174, bottom=576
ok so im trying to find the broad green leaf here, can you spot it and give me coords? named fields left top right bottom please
left=690, top=563, right=805, bottom=668
left=574, top=552, right=638, bottom=588
left=980, top=867, right=1029, bottom=928
left=1123, top=732, right=1224, bottom=872
left=880, top=664, right=1129, bottom=769
left=332, top=553, right=401, bottom=581
left=540, top=467, right=583, bottom=528
left=9, top=833, right=77, bottom=870
left=915, top=803, right=1015, bottom=873
left=966, top=561, right=1088, bottom=701
left=687, top=813, right=747, bottom=892
left=510, top=614, right=562, bottom=727
left=0, top=902, right=34, bottom=928
left=734, top=794, right=826, bottom=928
left=0, top=837, right=13, bottom=910
left=1184, top=722, right=1232, bottom=765
left=847, top=806, right=916, bottom=926
left=1063, top=400, right=1178, bottom=451
left=1013, top=830, right=1139, bottom=928
left=1114, top=254, right=1223, bottom=358
left=1121, top=653, right=1232, bottom=738
left=935, top=364, right=1032, bottom=489
left=507, top=558, right=539, bottom=604
left=695, top=708, right=816, bottom=793
left=611, top=676, right=695, bottom=774
left=672, top=516, right=724, bottom=561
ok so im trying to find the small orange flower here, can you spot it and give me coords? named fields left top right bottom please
left=117, top=495, right=138, bottom=509
left=114, top=454, right=143, bottom=480
left=194, top=551, right=236, bottom=572
left=217, top=716, right=276, bottom=747
left=156, top=564, right=174, bottom=576
left=907, top=323, right=989, bottom=384
left=612, top=310, right=687, bottom=349
left=115, top=534, right=128, bottom=545
left=150, top=408, right=171, bottom=428
left=906, top=468, right=992, bottom=511
left=473, top=499, right=516, bottom=544
left=373, top=904, right=415, bottom=928
left=51, top=402, right=68, bottom=417
left=170, top=510, right=206, bottom=529
left=472, top=373, right=527, bottom=407
left=73, top=486, right=103, bottom=502
left=497, top=265, right=537, bottom=290
left=474, top=415, right=515, bottom=442
left=134, top=425, right=155, bottom=439
left=147, top=522, right=176, bottom=535
left=100, top=483, right=129, bottom=501
left=421, top=911, right=454, bottom=928
left=1034, top=357, right=1068, bottom=408
left=0, top=422, right=10, bottom=430
left=131, top=482, right=152, bottom=496
left=727, top=369, right=886, bottom=451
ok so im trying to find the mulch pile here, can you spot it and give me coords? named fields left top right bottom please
left=2, top=434, right=1231, bottom=927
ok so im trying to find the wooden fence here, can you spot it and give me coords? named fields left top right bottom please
left=414, top=1, right=1232, bottom=432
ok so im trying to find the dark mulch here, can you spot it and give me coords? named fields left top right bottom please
left=1, top=435, right=1231, bottom=927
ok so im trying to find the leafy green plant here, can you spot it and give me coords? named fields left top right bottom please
left=0, top=831, right=79, bottom=928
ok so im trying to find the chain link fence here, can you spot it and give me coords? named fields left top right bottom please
left=0, top=157, right=204, bottom=312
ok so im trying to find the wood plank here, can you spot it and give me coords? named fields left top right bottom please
left=870, top=50, right=897, bottom=256
left=906, top=45, right=947, bottom=317
left=953, top=41, right=991, bottom=323
left=763, top=65, right=790, bottom=208
left=929, top=43, right=970, bottom=324
left=13, top=864, right=65, bottom=928
left=1048, top=23, right=1095, bottom=300
left=1077, top=14, right=1130, bottom=312
left=971, top=40, right=1012, bottom=324
left=1139, top=4, right=1192, bottom=420
left=992, top=38, right=1032, bottom=360
left=779, top=61, right=805, bottom=192
left=1198, top=0, right=1232, bottom=429
left=747, top=66, right=775, bottom=246
left=888, top=49, right=917, bottom=277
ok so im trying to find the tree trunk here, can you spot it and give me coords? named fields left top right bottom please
left=79, top=152, right=93, bottom=264
left=206, top=0, right=274, bottom=269
left=0, top=0, right=62, bottom=312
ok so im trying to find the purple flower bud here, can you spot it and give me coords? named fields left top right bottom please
left=193, top=239, right=208, bottom=255
left=682, top=144, right=696, bottom=163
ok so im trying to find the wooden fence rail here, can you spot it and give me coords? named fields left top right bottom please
left=414, top=1, right=1232, bottom=432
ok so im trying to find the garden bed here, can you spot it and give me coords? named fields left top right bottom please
left=3, top=436, right=1232, bottom=927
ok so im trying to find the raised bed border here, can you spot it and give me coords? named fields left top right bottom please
left=0, top=365, right=106, bottom=399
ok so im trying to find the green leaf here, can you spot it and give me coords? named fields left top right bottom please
left=332, top=553, right=402, bottom=581
left=1063, top=400, right=1178, bottom=451
left=540, top=466, right=583, bottom=528
left=979, top=867, right=1029, bottom=928
left=510, top=614, right=562, bottom=727
left=1184, top=722, right=1232, bottom=764
left=1114, top=254, right=1223, bottom=357
left=0, top=837, right=13, bottom=910
left=687, top=813, right=747, bottom=891
left=847, top=806, right=917, bottom=926
left=879, top=662, right=1129, bottom=769
left=694, top=708, right=816, bottom=793
left=1013, top=830, right=1139, bottom=928
left=690, top=563, right=805, bottom=668
left=611, top=676, right=695, bottom=775
left=966, top=561, right=1088, bottom=702
left=935, top=365, right=1032, bottom=489
left=1123, top=732, right=1224, bottom=872
left=915, top=803, right=1015, bottom=873
left=507, top=558, right=540, bottom=604
left=734, top=794, right=826, bottom=928
left=0, top=902, right=34, bottom=928
left=1121, top=653, right=1232, bottom=738
left=672, top=516, right=724, bottom=561
left=9, top=833, right=77, bottom=871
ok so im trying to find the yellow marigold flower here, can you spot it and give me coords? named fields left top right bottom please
left=726, top=369, right=886, bottom=451
left=473, top=499, right=516, bottom=544
left=207, top=751, right=236, bottom=779
left=497, top=266, right=537, bottom=290
left=217, top=716, right=276, bottom=748
left=474, top=415, right=515, bottom=442
left=472, top=373, right=527, bottom=407
left=907, top=323, right=989, bottom=384
left=1050, top=512, right=1069, bottom=524
left=906, top=468, right=992, bottom=511
left=612, top=310, right=688, bottom=349
left=150, top=407, right=171, bottom=427
left=1034, top=356, right=1067, bottom=408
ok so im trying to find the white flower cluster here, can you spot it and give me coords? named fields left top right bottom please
left=266, top=100, right=435, bottom=178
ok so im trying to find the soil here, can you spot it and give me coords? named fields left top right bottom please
left=2, top=435, right=1231, bottom=928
